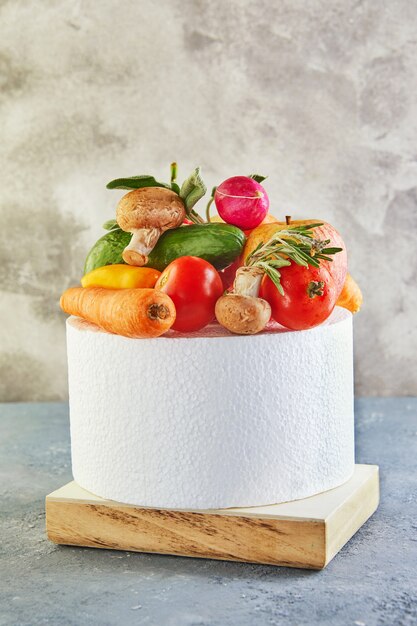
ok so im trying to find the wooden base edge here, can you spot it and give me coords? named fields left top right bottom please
left=46, top=464, right=379, bottom=569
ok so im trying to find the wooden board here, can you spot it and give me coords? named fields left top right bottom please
left=46, top=464, right=379, bottom=569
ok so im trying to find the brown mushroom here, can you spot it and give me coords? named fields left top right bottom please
left=215, top=266, right=271, bottom=335
left=116, top=187, right=186, bottom=266
left=215, top=294, right=271, bottom=335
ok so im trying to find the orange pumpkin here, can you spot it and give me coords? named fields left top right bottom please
left=336, top=273, right=363, bottom=313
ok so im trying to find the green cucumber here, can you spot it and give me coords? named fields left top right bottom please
left=146, top=224, right=245, bottom=271
left=84, top=229, right=131, bottom=275
left=83, top=223, right=245, bottom=275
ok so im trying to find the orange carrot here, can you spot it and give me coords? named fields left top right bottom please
left=60, top=287, right=176, bottom=338
left=336, top=273, right=363, bottom=314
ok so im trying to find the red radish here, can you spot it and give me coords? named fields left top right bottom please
left=214, top=176, right=269, bottom=230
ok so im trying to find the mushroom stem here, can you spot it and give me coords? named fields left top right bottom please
left=233, top=266, right=264, bottom=298
left=122, top=227, right=162, bottom=266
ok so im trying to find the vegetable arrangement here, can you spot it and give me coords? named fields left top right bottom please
left=60, top=163, right=363, bottom=338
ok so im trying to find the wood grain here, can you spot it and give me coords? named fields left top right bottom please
left=46, top=464, right=379, bottom=569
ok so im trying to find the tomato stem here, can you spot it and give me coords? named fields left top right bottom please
left=307, top=281, right=325, bottom=298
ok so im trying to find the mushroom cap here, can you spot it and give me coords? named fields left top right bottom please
left=215, top=294, right=271, bottom=335
left=116, top=187, right=186, bottom=232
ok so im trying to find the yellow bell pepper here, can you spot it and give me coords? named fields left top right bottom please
left=81, top=264, right=161, bottom=289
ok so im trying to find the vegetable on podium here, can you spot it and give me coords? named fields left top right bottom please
left=60, top=287, right=176, bottom=338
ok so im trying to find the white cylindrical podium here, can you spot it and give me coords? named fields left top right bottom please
left=66, top=307, right=354, bottom=509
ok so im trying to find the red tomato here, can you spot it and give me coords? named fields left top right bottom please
left=155, top=256, right=223, bottom=332
left=218, top=257, right=241, bottom=291
left=259, top=264, right=338, bottom=330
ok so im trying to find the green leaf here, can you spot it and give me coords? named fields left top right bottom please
left=288, top=246, right=317, bottom=267
left=267, top=258, right=291, bottom=268
left=179, top=167, right=207, bottom=211
left=320, top=247, right=343, bottom=254
left=171, top=182, right=181, bottom=195
left=264, top=266, right=284, bottom=295
left=248, top=174, right=268, bottom=184
left=106, top=174, right=171, bottom=190
left=102, top=219, right=119, bottom=231
left=287, top=223, right=323, bottom=231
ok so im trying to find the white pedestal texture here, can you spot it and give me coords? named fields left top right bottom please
left=66, top=307, right=355, bottom=509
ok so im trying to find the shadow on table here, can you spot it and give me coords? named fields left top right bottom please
left=51, top=543, right=321, bottom=582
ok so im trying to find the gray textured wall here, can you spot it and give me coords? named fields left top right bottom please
left=1, top=0, right=416, bottom=400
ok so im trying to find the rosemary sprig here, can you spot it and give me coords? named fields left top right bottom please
left=245, top=225, right=342, bottom=293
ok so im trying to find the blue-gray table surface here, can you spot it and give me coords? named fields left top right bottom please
left=1, top=399, right=416, bottom=626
